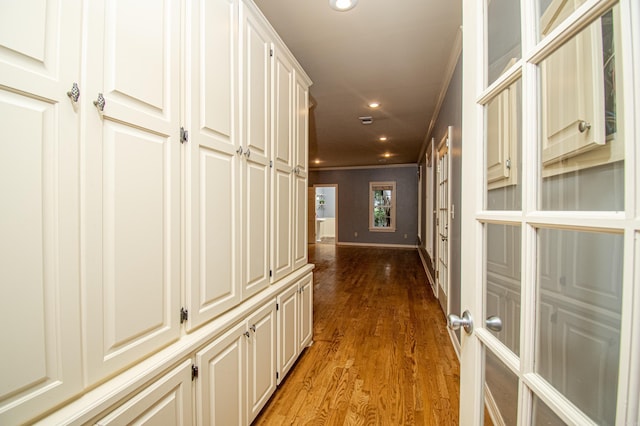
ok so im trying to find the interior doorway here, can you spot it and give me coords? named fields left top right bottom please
left=311, top=184, right=338, bottom=245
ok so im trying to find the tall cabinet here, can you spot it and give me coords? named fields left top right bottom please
left=0, top=0, right=312, bottom=424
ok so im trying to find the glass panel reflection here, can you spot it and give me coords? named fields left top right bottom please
left=485, top=349, right=519, bottom=426
left=536, top=228, right=623, bottom=425
left=487, top=0, right=521, bottom=85
left=539, top=6, right=624, bottom=211
left=532, top=396, right=567, bottom=425
left=486, top=79, right=522, bottom=211
left=485, top=224, right=521, bottom=355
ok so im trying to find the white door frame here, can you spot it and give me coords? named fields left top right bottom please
left=436, top=128, right=453, bottom=312
left=313, top=184, right=338, bottom=244
left=459, top=0, right=640, bottom=424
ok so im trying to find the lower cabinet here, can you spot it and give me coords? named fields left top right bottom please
left=96, top=360, right=194, bottom=425
left=34, top=270, right=311, bottom=426
left=277, top=273, right=314, bottom=385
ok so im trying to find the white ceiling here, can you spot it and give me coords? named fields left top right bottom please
left=254, top=0, right=462, bottom=168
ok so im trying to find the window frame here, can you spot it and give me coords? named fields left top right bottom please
left=369, top=181, right=396, bottom=232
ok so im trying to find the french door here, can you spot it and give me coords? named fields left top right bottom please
left=458, top=0, right=640, bottom=424
left=437, top=129, right=452, bottom=306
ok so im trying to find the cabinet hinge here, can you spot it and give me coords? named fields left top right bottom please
left=270, top=269, right=273, bottom=277
left=180, top=307, right=188, bottom=324
left=270, top=160, right=273, bottom=168
left=192, top=364, right=199, bottom=380
left=180, top=127, right=189, bottom=144
left=276, top=371, right=279, bottom=380
left=506, top=158, right=511, bottom=170
left=276, top=303, right=279, bottom=311
left=270, top=48, right=273, bottom=57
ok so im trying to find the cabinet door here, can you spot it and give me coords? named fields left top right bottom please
left=241, top=0, right=271, bottom=298
left=95, top=360, right=193, bottom=425
left=185, top=0, right=242, bottom=331
left=196, top=322, right=247, bottom=426
left=293, top=74, right=310, bottom=270
left=0, top=1, right=83, bottom=423
left=247, top=300, right=277, bottom=423
left=299, top=273, right=314, bottom=349
left=83, top=0, right=182, bottom=383
left=271, top=45, right=294, bottom=281
left=277, top=284, right=299, bottom=384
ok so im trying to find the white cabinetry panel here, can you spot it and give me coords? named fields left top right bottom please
left=83, top=0, right=181, bottom=383
left=277, top=284, right=299, bottom=384
left=247, top=300, right=277, bottom=423
left=96, top=360, right=193, bottom=425
left=185, top=0, right=242, bottom=331
left=0, top=1, right=83, bottom=423
left=299, top=273, right=314, bottom=349
left=241, top=0, right=271, bottom=298
left=196, top=321, right=246, bottom=426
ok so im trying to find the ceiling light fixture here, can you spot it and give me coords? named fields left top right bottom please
left=379, top=136, right=388, bottom=141
left=368, top=102, right=380, bottom=108
left=329, top=0, right=358, bottom=12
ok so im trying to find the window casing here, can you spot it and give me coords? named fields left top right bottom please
left=369, top=181, right=396, bottom=232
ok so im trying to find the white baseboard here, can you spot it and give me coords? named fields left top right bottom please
left=336, top=242, right=418, bottom=249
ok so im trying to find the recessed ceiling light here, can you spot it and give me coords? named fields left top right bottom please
left=314, top=159, right=321, bottom=164
left=329, top=0, right=358, bottom=12
left=379, top=136, right=388, bottom=141
left=384, top=153, right=391, bottom=158
left=368, top=102, right=380, bottom=108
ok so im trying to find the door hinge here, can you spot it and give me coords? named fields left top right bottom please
left=180, top=307, right=188, bottom=324
left=192, top=364, right=199, bottom=380
left=180, top=127, right=189, bottom=144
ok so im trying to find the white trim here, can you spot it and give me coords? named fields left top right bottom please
left=336, top=242, right=416, bottom=249
left=418, top=247, right=437, bottom=298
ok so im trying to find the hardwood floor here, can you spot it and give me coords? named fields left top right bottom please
left=253, top=244, right=461, bottom=425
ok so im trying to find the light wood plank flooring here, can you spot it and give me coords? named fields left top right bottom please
left=253, top=244, right=461, bottom=425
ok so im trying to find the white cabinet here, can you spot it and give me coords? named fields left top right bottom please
left=247, top=299, right=278, bottom=423
left=1, top=1, right=310, bottom=423
left=185, top=0, right=243, bottom=331
left=82, top=0, right=182, bottom=383
left=272, top=41, right=312, bottom=281
left=271, top=42, right=295, bottom=282
left=277, top=284, right=299, bottom=384
left=0, top=1, right=83, bottom=424
left=293, top=73, right=310, bottom=270
left=298, top=273, right=314, bottom=349
left=277, top=273, right=313, bottom=384
left=96, top=360, right=193, bottom=425
left=196, top=322, right=247, bottom=426
left=241, top=0, right=272, bottom=299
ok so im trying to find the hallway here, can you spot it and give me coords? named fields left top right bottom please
left=254, top=245, right=460, bottom=425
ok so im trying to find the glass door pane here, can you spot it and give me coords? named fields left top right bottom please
left=487, top=0, right=522, bottom=86
left=485, top=349, right=519, bottom=425
left=539, top=6, right=624, bottom=211
left=536, top=228, right=623, bottom=425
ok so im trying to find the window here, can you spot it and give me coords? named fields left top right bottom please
left=369, top=181, right=396, bottom=232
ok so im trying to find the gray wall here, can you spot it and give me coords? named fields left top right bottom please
left=310, top=166, right=419, bottom=246
left=419, top=55, right=463, bottom=327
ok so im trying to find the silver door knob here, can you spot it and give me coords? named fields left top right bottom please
left=485, top=316, right=503, bottom=332
left=447, top=310, right=473, bottom=334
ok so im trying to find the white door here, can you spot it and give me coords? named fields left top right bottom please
left=271, top=43, right=294, bottom=281
left=277, top=284, right=299, bottom=384
left=247, top=300, right=277, bottom=423
left=0, top=2, right=83, bottom=423
left=436, top=130, right=451, bottom=306
left=196, top=322, right=247, bottom=426
left=458, top=0, right=639, bottom=425
left=241, top=0, right=271, bottom=298
left=185, top=0, right=242, bottom=330
left=96, top=360, right=193, bottom=426
left=83, top=0, right=182, bottom=383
